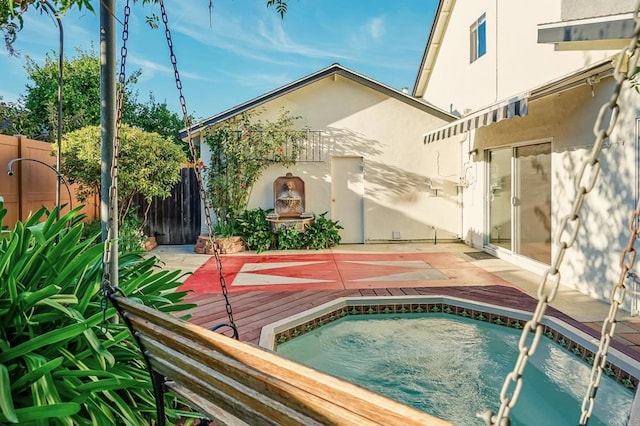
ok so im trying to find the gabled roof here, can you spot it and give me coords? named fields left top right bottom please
left=180, top=63, right=454, bottom=138
left=412, top=0, right=455, bottom=98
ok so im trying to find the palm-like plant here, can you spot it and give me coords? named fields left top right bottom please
left=0, top=203, right=196, bottom=424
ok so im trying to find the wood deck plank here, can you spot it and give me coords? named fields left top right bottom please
left=181, top=284, right=640, bottom=360
left=186, top=286, right=533, bottom=345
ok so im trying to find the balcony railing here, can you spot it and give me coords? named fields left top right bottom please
left=296, top=130, right=323, bottom=162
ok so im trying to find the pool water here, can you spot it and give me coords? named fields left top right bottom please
left=276, top=314, right=633, bottom=425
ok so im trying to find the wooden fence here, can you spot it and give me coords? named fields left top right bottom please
left=1, top=134, right=200, bottom=244
left=0, top=134, right=98, bottom=229
left=134, top=167, right=201, bottom=245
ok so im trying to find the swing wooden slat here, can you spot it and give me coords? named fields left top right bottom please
left=111, top=294, right=452, bottom=426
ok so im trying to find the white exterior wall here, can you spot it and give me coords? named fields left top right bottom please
left=423, top=0, right=615, bottom=114
left=460, top=77, right=640, bottom=309
left=560, top=0, right=633, bottom=20
left=202, top=75, right=458, bottom=243
left=420, top=0, right=640, bottom=309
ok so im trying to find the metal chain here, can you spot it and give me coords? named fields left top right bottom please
left=485, top=6, right=640, bottom=425
left=101, top=0, right=130, bottom=313
left=159, top=0, right=236, bottom=334
left=580, top=13, right=640, bottom=422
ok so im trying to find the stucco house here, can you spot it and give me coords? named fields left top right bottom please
left=415, top=0, right=640, bottom=310
left=185, top=64, right=458, bottom=244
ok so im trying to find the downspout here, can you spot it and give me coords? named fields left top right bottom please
left=495, top=0, right=499, bottom=102
left=458, top=134, right=465, bottom=241
left=634, top=117, right=640, bottom=315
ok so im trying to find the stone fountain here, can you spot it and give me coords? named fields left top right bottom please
left=267, top=172, right=313, bottom=232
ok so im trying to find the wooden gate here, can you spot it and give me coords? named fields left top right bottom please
left=135, top=168, right=201, bottom=245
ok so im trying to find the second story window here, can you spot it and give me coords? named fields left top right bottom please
left=470, top=13, right=486, bottom=63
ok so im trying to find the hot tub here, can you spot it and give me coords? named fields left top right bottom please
left=260, top=296, right=640, bottom=425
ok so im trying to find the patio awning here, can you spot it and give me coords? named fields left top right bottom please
left=423, top=94, right=528, bottom=144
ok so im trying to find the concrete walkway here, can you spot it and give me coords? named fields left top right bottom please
left=150, top=242, right=640, bottom=360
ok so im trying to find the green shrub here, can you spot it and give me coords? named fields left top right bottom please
left=237, top=208, right=275, bottom=253
left=302, top=212, right=343, bottom=249
left=203, top=109, right=306, bottom=226
left=237, top=209, right=342, bottom=251
left=80, top=217, right=102, bottom=243
left=0, top=203, right=196, bottom=425
left=81, top=209, right=147, bottom=253
left=119, top=208, right=147, bottom=253
left=58, top=125, right=187, bottom=222
left=276, top=223, right=303, bottom=250
left=213, top=215, right=241, bottom=238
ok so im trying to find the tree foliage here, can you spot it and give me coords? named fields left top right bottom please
left=24, top=47, right=102, bottom=139
left=22, top=48, right=184, bottom=145
left=0, top=97, right=38, bottom=137
left=58, top=124, right=187, bottom=221
left=124, top=92, right=185, bottom=145
left=203, top=108, right=306, bottom=225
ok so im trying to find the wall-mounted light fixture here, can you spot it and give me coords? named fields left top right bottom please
left=469, top=149, right=479, bottom=156
left=7, top=158, right=73, bottom=213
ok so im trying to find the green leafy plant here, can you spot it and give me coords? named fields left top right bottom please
left=236, top=209, right=342, bottom=252
left=203, top=108, right=307, bottom=231
left=213, top=216, right=241, bottom=238
left=0, top=202, right=197, bottom=425
left=119, top=208, right=147, bottom=252
left=302, top=212, right=343, bottom=249
left=237, top=208, right=275, bottom=253
left=80, top=217, right=102, bottom=243
left=80, top=210, right=147, bottom=253
left=276, top=223, right=304, bottom=250
left=57, top=124, right=186, bottom=224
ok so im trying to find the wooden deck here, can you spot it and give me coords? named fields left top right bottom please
left=184, top=285, right=584, bottom=346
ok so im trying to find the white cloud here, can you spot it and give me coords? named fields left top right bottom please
left=348, top=16, right=386, bottom=51
left=367, top=17, right=385, bottom=40
left=128, top=55, right=209, bottom=82
left=254, top=18, right=345, bottom=59
left=170, top=5, right=346, bottom=64
left=230, top=71, right=293, bottom=90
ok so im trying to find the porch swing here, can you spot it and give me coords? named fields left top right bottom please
left=101, top=1, right=446, bottom=425
left=102, top=1, right=640, bottom=425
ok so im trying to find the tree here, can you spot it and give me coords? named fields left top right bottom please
left=124, top=92, right=185, bottom=145
left=23, top=48, right=185, bottom=145
left=58, top=124, right=187, bottom=222
left=0, top=96, right=38, bottom=136
left=203, top=108, right=306, bottom=227
left=24, top=47, right=102, bottom=139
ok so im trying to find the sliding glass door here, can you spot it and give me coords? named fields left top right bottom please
left=488, top=149, right=512, bottom=249
left=488, top=142, right=551, bottom=264
left=514, top=143, right=551, bottom=263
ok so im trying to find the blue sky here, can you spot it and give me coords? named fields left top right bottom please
left=1, top=0, right=438, bottom=121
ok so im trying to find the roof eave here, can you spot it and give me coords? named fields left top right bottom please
left=180, top=64, right=456, bottom=139
left=412, top=0, right=456, bottom=98
left=538, top=12, right=635, bottom=51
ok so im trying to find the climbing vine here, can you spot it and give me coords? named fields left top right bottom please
left=203, top=108, right=307, bottom=230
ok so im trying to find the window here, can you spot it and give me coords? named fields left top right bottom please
left=470, top=13, right=486, bottom=63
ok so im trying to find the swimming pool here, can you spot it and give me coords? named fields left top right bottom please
left=261, top=296, right=640, bottom=425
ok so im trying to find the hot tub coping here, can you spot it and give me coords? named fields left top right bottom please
left=259, top=295, right=640, bottom=385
